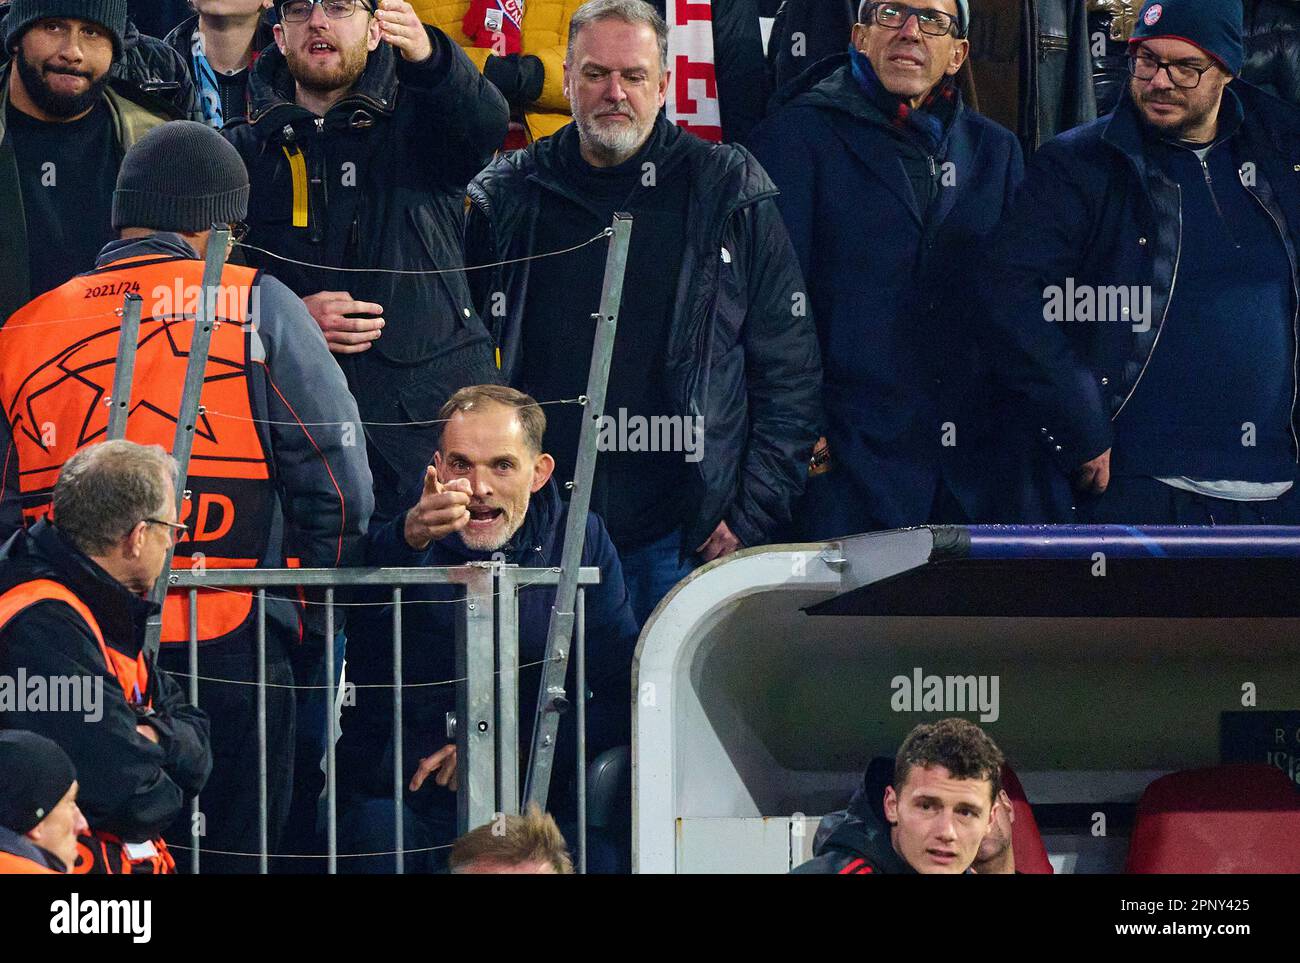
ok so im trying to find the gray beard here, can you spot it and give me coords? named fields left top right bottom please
left=572, top=110, right=652, bottom=165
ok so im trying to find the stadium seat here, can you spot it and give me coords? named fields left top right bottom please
left=1001, top=765, right=1053, bottom=874
left=1126, top=764, right=1300, bottom=873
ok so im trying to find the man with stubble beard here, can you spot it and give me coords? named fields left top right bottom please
left=0, top=0, right=175, bottom=323
left=225, top=1, right=508, bottom=525
left=337, top=385, right=640, bottom=872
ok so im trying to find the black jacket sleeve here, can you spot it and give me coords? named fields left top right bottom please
left=140, top=662, right=212, bottom=798
left=0, top=603, right=190, bottom=842
left=725, top=162, right=823, bottom=547
left=399, top=25, right=510, bottom=190
left=978, top=139, right=1113, bottom=471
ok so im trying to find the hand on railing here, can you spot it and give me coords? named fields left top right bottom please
left=410, top=744, right=458, bottom=792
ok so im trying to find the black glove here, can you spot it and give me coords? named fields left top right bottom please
left=483, top=53, right=545, bottom=109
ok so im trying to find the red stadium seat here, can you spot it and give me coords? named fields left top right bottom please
left=1003, top=765, right=1053, bottom=874
left=1126, top=764, right=1300, bottom=873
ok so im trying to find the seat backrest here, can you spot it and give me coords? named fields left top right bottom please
left=1126, top=764, right=1300, bottom=873
left=1002, top=764, right=1054, bottom=874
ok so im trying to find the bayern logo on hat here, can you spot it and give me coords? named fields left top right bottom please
left=1143, top=3, right=1162, bottom=26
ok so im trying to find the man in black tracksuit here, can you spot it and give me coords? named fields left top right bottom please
left=466, top=1, right=821, bottom=624
left=225, top=0, right=509, bottom=523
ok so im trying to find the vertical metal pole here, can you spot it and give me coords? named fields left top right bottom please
left=496, top=567, right=520, bottom=815
left=456, top=566, right=496, bottom=834
left=524, top=214, right=631, bottom=810
left=576, top=587, right=587, bottom=874
left=392, top=587, right=404, bottom=875
left=188, top=590, right=200, bottom=875
left=107, top=293, right=142, bottom=441
left=256, top=588, right=268, bottom=875
left=144, top=228, right=230, bottom=659
left=324, top=588, right=337, bottom=875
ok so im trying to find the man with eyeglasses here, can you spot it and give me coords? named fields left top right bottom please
left=980, top=0, right=1300, bottom=525
left=224, top=0, right=508, bottom=525
left=0, top=441, right=213, bottom=873
left=748, top=0, right=1024, bottom=536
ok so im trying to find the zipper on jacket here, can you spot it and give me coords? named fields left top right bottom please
left=1243, top=183, right=1300, bottom=462
left=1113, top=184, right=1183, bottom=421
left=308, top=117, right=327, bottom=244
left=1195, top=146, right=1240, bottom=248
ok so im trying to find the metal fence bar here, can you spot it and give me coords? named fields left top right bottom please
left=256, top=588, right=268, bottom=874
left=168, top=566, right=601, bottom=588
left=496, top=568, right=521, bottom=815
left=324, top=588, right=337, bottom=875
left=457, top=566, right=496, bottom=834
left=145, top=228, right=230, bottom=659
left=524, top=213, right=632, bottom=811
left=392, top=587, right=403, bottom=875
left=576, top=586, right=586, bottom=874
left=107, top=293, right=142, bottom=441
left=188, top=589, right=200, bottom=875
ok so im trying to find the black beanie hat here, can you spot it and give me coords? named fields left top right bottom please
left=4, top=0, right=128, bottom=60
left=112, top=120, right=251, bottom=233
left=0, top=730, right=77, bottom=836
left=1130, top=0, right=1245, bottom=76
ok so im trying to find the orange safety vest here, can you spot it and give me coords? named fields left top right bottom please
left=0, top=578, right=174, bottom=874
left=0, top=254, right=282, bottom=646
left=0, top=849, right=61, bottom=874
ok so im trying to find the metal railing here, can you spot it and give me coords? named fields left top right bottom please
left=167, top=563, right=601, bottom=873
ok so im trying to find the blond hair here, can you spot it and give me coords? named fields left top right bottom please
left=449, top=804, right=574, bottom=874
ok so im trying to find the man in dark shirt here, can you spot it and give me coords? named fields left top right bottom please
left=0, top=0, right=173, bottom=322
left=466, top=0, right=821, bottom=625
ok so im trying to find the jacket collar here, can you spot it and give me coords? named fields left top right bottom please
left=816, top=808, right=918, bottom=874
left=1102, top=82, right=1254, bottom=173
left=165, top=14, right=276, bottom=65
left=0, top=824, right=66, bottom=873
left=95, top=232, right=201, bottom=268
left=245, top=40, right=398, bottom=136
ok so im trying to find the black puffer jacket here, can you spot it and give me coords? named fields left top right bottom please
left=791, top=808, right=918, bottom=874
left=465, top=118, right=823, bottom=551
left=225, top=28, right=509, bottom=522
left=0, top=8, right=196, bottom=120
left=1244, top=0, right=1300, bottom=106
left=163, top=14, right=276, bottom=126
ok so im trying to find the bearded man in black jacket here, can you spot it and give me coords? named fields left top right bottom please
left=466, top=0, right=821, bottom=624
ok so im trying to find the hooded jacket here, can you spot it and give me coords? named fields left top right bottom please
left=224, top=27, right=509, bottom=521
left=749, top=54, right=1023, bottom=528
left=0, top=520, right=212, bottom=844
left=339, top=479, right=639, bottom=810
left=465, top=119, right=823, bottom=551
left=791, top=807, right=918, bottom=874
left=979, top=81, right=1300, bottom=521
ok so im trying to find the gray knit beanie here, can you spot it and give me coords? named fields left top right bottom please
left=5, top=0, right=127, bottom=59
left=112, top=121, right=251, bottom=233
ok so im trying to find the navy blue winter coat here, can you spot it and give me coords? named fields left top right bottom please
left=979, top=82, right=1300, bottom=521
left=748, top=55, right=1024, bottom=528
left=338, top=479, right=639, bottom=813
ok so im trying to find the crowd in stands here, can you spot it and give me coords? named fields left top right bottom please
left=0, top=0, right=1298, bottom=873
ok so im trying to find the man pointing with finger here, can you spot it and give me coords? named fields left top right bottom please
left=338, top=384, right=640, bottom=872
left=225, top=0, right=510, bottom=522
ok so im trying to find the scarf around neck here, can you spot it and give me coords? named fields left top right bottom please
left=848, top=44, right=959, bottom=153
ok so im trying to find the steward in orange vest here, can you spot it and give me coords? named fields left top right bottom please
left=0, top=121, right=375, bottom=873
left=0, top=512, right=211, bottom=875
left=0, top=730, right=88, bottom=874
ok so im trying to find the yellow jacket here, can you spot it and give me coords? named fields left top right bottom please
left=413, top=0, right=578, bottom=141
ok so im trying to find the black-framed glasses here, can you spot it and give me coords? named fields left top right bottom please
left=144, top=518, right=188, bottom=541
left=280, top=0, right=373, bottom=24
left=1128, top=51, right=1216, bottom=89
left=860, top=2, right=960, bottom=38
